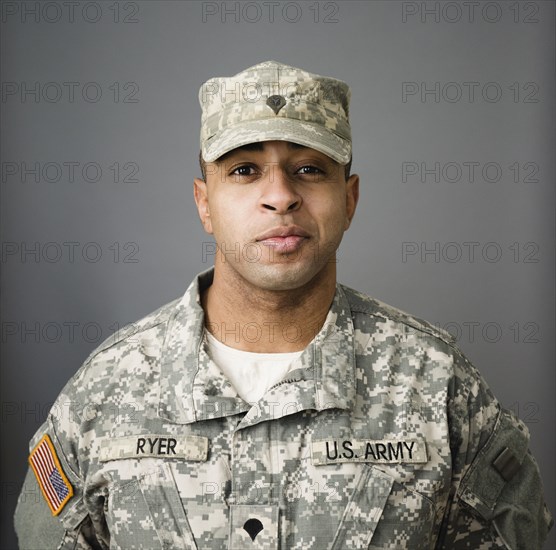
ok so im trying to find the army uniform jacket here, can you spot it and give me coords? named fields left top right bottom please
left=15, top=269, right=552, bottom=549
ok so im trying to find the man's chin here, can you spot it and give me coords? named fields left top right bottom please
left=240, top=262, right=327, bottom=292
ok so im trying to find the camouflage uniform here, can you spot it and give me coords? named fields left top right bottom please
left=14, top=268, right=553, bottom=549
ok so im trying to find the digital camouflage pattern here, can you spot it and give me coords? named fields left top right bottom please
left=15, top=268, right=553, bottom=549
left=199, top=61, right=352, bottom=164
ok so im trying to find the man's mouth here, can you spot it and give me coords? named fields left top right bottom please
left=255, top=226, right=310, bottom=254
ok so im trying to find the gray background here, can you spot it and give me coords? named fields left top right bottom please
left=1, top=0, right=554, bottom=548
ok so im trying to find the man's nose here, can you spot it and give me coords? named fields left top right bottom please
left=259, top=167, right=302, bottom=214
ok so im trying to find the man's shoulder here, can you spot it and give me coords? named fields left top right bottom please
left=340, top=284, right=484, bottom=400
left=47, top=295, right=185, bottom=417
left=83, top=295, right=182, bottom=364
left=340, top=283, right=456, bottom=347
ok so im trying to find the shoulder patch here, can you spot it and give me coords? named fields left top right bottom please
left=28, top=434, right=73, bottom=516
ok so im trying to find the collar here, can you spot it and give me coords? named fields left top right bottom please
left=157, top=268, right=356, bottom=426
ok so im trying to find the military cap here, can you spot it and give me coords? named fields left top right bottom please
left=198, top=60, right=352, bottom=164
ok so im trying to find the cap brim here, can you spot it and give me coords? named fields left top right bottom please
left=202, top=117, right=351, bottom=165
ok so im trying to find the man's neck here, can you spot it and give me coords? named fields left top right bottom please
left=201, top=264, right=337, bottom=353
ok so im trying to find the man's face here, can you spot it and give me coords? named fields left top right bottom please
left=194, top=140, right=359, bottom=291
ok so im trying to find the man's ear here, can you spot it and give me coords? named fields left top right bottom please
left=344, top=173, right=359, bottom=230
left=193, top=177, right=213, bottom=234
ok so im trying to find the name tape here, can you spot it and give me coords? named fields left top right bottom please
left=311, top=438, right=427, bottom=465
left=99, top=434, right=208, bottom=462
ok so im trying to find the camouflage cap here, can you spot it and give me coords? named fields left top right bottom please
left=198, top=60, right=352, bottom=164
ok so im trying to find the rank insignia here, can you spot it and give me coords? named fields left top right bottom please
left=266, top=95, right=286, bottom=114
left=29, top=434, right=73, bottom=516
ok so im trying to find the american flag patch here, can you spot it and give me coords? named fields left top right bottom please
left=29, top=434, right=73, bottom=516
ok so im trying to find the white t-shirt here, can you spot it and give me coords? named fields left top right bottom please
left=204, top=330, right=303, bottom=403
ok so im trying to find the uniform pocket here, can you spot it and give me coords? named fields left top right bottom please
left=331, top=466, right=436, bottom=550
left=108, top=462, right=197, bottom=550
left=331, top=466, right=393, bottom=549
left=368, top=480, right=436, bottom=549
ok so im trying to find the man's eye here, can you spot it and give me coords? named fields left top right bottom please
left=296, top=165, right=323, bottom=175
left=230, top=165, right=255, bottom=176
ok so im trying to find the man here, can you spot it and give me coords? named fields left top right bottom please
left=15, top=60, right=552, bottom=549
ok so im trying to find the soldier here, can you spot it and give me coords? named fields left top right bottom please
left=15, top=61, right=552, bottom=549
